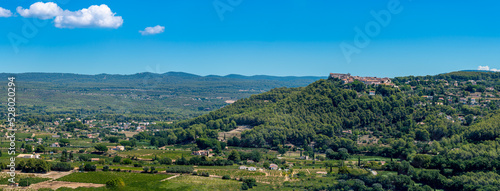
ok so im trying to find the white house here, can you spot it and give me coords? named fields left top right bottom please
left=239, top=166, right=247, bottom=170
left=111, top=146, right=125, bottom=151
left=269, top=164, right=279, bottom=170
left=17, top=154, right=40, bottom=159
left=50, top=142, right=60, bottom=147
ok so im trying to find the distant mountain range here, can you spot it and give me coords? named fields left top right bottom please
left=460, top=70, right=499, bottom=73
left=0, top=72, right=325, bottom=83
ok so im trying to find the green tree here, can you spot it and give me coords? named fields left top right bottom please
left=412, top=154, right=431, bottom=168
left=94, top=144, right=108, bottom=152
left=108, top=137, right=119, bottom=143
left=336, top=148, right=350, bottom=160
left=227, top=150, right=240, bottom=162
left=159, top=157, right=172, bottom=165
left=465, top=114, right=474, bottom=126
left=325, top=161, right=335, bottom=173
left=59, top=139, right=70, bottom=147
left=112, top=156, right=122, bottom=163
left=122, top=158, right=133, bottom=165
left=24, top=144, right=33, bottom=153
left=415, top=129, right=430, bottom=141
left=325, top=149, right=336, bottom=159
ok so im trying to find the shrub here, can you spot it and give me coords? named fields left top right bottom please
left=143, top=167, right=149, bottom=173
left=98, top=159, right=105, bottom=165
left=243, top=178, right=256, bottom=188
left=200, top=172, right=210, bottom=177
left=38, top=189, right=54, bottom=191
left=159, top=157, right=172, bottom=165
left=83, top=164, right=96, bottom=171
left=94, top=144, right=108, bottom=152
left=222, top=175, right=231, bottom=179
left=122, top=158, right=132, bottom=165
left=241, top=183, right=249, bottom=190
left=106, top=177, right=125, bottom=189
left=103, top=166, right=110, bottom=171
left=51, top=162, right=72, bottom=171
left=78, top=155, right=89, bottom=162
left=166, top=166, right=194, bottom=173
left=112, top=156, right=122, bottom=163
left=296, top=171, right=307, bottom=178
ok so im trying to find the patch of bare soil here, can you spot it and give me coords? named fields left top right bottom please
left=29, top=181, right=105, bottom=190
left=218, top=125, right=252, bottom=140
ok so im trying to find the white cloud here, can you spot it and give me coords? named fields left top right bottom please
left=17, top=2, right=63, bottom=19
left=139, top=25, right=165, bottom=35
left=0, top=7, right=13, bottom=17
left=478, top=66, right=499, bottom=72
left=54, top=5, right=123, bottom=29
left=17, top=3, right=123, bottom=29
left=478, top=66, right=490, bottom=71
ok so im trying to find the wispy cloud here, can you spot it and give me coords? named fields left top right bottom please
left=16, top=2, right=123, bottom=29
left=0, top=7, right=13, bottom=17
left=139, top=25, right=165, bottom=35
left=478, top=66, right=500, bottom=72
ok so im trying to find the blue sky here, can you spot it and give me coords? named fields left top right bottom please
left=1, top=0, right=500, bottom=77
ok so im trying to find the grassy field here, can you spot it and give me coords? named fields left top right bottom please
left=119, top=149, right=192, bottom=159
left=0, top=173, right=50, bottom=186
left=56, top=171, right=172, bottom=190
left=160, top=175, right=242, bottom=191
left=196, top=169, right=266, bottom=177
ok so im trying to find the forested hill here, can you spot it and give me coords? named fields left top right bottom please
left=153, top=71, right=500, bottom=189
left=173, top=77, right=428, bottom=149
left=168, top=71, right=500, bottom=159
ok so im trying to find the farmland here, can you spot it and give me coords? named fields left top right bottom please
left=160, top=175, right=243, bottom=191
left=56, top=171, right=173, bottom=190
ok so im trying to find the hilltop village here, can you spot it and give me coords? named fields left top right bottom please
left=330, top=73, right=394, bottom=86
